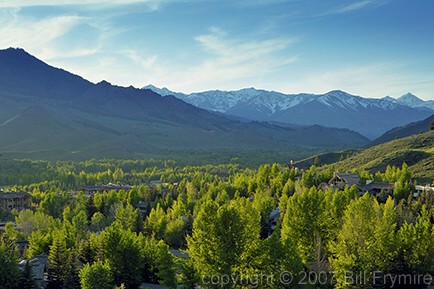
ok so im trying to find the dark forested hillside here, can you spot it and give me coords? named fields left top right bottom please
left=0, top=48, right=368, bottom=163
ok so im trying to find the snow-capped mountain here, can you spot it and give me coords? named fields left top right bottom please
left=142, top=85, right=434, bottom=139
left=143, top=85, right=312, bottom=116
left=395, top=93, right=434, bottom=110
left=0, top=48, right=372, bottom=159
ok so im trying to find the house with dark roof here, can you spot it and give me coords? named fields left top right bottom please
left=328, top=173, right=394, bottom=196
left=0, top=190, right=32, bottom=211
left=360, top=181, right=394, bottom=196
left=329, top=172, right=361, bottom=189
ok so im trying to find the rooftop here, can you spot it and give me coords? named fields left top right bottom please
left=0, top=190, right=31, bottom=199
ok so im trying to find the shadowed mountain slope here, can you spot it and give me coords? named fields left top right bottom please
left=0, top=48, right=368, bottom=162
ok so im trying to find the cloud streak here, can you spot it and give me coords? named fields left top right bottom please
left=182, top=28, right=297, bottom=89
left=105, top=27, right=298, bottom=92
left=318, top=0, right=390, bottom=17
left=0, top=0, right=151, bottom=7
left=0, top=9, right=81, bottom=54
left=0, top=0, right=188, bottom=11
left=276, top=62, right=434, bottom=99
left=334, top=1, right=372, bottom=13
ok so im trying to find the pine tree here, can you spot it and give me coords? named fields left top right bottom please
left=46, top=237, right=68, bottom=289
left=63, top=251, right=81, bottom=289
left=430, top=119, right=434, bottom=131
left=85, top=195, right=98, bottom=221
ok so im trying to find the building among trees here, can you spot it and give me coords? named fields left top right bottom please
left=0, top=190, right=32, bottom=211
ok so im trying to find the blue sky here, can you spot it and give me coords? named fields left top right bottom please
left=1, top=0, right=434, bottom=99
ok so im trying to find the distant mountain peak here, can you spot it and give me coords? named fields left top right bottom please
left=325, top=89, right=350, bottom=95
left=0, top=47, right=42, bottom=66
left=398, top=92, right=421, bottom=101
left=143, top=84, right=159, bottom=90
left=396, top=92, right=427, bottom=108
left=382, top=96, right=396, bottom=102
left=97, top=80, right=112, bottom=86
left=142, top=84, right=176, bottom=96
left=2, top=47, right=27, bottom=54
left=239, top=87, right=258, bottom=92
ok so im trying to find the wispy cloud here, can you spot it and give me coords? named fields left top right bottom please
left=178, top=27, right=297, bottom=90
left=90, top=27, right=298, bottom=92
left=0, top=0, right=150, bottom=7
left=126, top=50, right=158, bottom=70
left=0, top=9, right=81, bottom=54
left=322, top=0, right=390, bottom=16
left=275, top=62, right=434, bottom=99
left=334, top=1, right=372, bottom=13
left=0, top=0, right=185, bottom=11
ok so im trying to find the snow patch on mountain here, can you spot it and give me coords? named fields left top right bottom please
left=143, top=85, right=434, bottom=115
left=396, top=92, right=434, bottom=110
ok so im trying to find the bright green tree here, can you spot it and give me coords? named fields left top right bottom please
left=39, top=191, right=68, bottom=219
left=144, top=203, right=167, bottom=239
left=0, top=222, right=19, bottom=256
left=164, top=217, right=185, bottom=248
left=142, top=238, right=177, bottom=287
left=27, top=230, right=53, bottom=258
left=187, top=199, right=261, bottom=288
left=396, top=206, right=434, bottom=275
left=153, top=241, right=177, bottom=289
left=100, top=225, right=143, bottom=289
left=281, top=187, right=328, bottom=268
left=330, top=195, right=398, bottom=289
left=323, top=185, right=358, bottom=240
left=79, top=261, right=114, bottom=289
left=113, top=203, right=141, bottom=232
left=259, top=229, right=303, bottom=288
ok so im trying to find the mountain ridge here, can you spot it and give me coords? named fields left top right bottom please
left=144, top=85, right=433, bottom=139
left=0, top=48, right=369, bottom=164
left=330, top=130, right=434, bottom=182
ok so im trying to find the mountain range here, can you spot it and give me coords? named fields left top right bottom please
left=0, top=48, right=369, bottom=163
left=144, top=85, right=434, bottom=139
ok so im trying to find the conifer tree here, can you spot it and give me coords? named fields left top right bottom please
left=46, top=236, right=68, bottom=289
left=64, top=251, right=81, bottom=289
